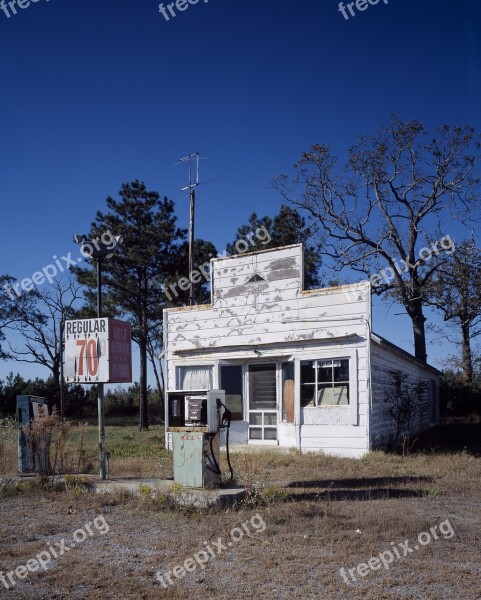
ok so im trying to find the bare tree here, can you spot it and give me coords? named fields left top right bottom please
left=0, top=275, right=18, bottom=360
left=426, top=241, right=481, bottom=382
left=274, top=116, right=481, bottom=363
left=4, top=275, right=83, bottom=395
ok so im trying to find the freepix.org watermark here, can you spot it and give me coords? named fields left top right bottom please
left=2, top=231, right=119, bottom=302
left=339, top=519, right=455, bottom=584
left=159, top=0, right=209, bottom=22
left=0, top=514, right=110, bottom=590
left=370, top=234, right=456, bottom=290
left=0, top=0, right=50, bottom=19
left=155, top=513, right=267, bottom=588
left=161, top=225, right=271, bottom=301
left=338, top=0, right=389, bottom=21
left=344, top=234, right=455, bottom=301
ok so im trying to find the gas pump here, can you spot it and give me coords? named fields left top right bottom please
left=16, top=396, right=50, bottom=475
left=166, top=390, right=233, bottom=488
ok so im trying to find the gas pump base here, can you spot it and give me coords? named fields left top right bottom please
left=172, top=431, right=221, bottom=488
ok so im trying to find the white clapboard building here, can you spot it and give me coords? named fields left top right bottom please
left=164, top=244, right=439, bottom=457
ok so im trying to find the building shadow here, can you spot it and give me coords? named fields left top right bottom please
left=407, top=423, right=481, bottom=456
left=284, top=475, right=433, bottom=502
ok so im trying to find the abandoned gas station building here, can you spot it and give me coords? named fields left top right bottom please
left=163, top=244, right=439, bottom=457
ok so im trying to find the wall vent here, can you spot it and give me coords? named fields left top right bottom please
left=247, top=274, right=266, bottom=283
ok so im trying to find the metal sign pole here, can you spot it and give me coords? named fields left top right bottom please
left=97, top=258, right=106, bottom=480
left=71, top=233, right=127, bottom=481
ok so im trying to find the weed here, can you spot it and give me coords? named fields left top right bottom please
left=170, top=482, right=185, bottom=498
left=139, top=483, right=153, bottom=497
left=64, top=474, right=90, bottom=490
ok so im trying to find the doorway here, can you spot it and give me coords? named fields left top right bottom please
left=248, top=364, right=277, bottom=442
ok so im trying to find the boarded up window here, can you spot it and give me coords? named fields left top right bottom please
left=282, top=362, right=295, bottom=423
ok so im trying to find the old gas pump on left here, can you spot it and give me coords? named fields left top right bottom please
left=16, top=395, right=50, bottom=475
left=166, top=390, right=233, bottom=488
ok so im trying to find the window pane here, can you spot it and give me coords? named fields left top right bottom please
left=249, top=364, right=276, bottom=409
left=300, top=361, right=315, bottom=384
left=178, top=366, right=212, bottom=390
left=332, top=384, right=349, bottom=405
left=249, top=427, right=262, bottom=440
left=334, top=359, right=349, bottom=382
left=317, top=384, right=349, bottom=406
left=264, top=412, right=277, bottom=426
left=221, top=365, right=244, bottom=420
left=301, top=384, right=315, bottom=407
left=317, top=362, right=332, bottom=383
left=249, top=413, right=263, bottom=425
left=317, top=385, right=335, bottom=406
left=264, top=428, right=277, bottom=440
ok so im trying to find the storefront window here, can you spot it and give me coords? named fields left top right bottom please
left=300, top=359, right=350, bottom=407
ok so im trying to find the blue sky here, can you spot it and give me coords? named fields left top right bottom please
left=1, top=0, right=480, bottom=381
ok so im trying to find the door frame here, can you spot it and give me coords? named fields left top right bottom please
left=246, top=361, right=279, bottom=445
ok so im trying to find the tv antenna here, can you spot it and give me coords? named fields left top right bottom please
left=177, top=152, right=207, bottom=306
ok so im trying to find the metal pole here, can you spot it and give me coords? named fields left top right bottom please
left=97, top=259, right=106, bottom=480
left=188, top=187, right=195, bottom=306
left=59, top=318, right=65, bottom=422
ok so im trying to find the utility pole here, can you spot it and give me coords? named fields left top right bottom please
left=179, top=152, right=205, bottom=307
left=188, top=186, right=195, bottom=307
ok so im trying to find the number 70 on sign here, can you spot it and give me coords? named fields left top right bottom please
left=76, top=338, right=102, bottom=377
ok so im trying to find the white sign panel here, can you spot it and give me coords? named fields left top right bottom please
left=64, top=318, right=132, bottom=384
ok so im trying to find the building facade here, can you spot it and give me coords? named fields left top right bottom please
left=164, top=244, right=439, bottom=458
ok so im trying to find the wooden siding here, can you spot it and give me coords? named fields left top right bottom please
left=370, top=337, right=440, bottom=448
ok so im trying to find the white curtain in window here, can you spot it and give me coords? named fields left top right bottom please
left=178, top=366, right=212, bottom=390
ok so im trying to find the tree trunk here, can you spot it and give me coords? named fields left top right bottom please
left=408, top=302, right=428, bottom=364
left=52, top=359, right=61, bottom=412
left=154, top=362, right=164, bottom=423
left=461, top=322, right=473, bottom=383
left=159, top=359, right=165, bottom=422
left=146, top=333, right=165, bottom=424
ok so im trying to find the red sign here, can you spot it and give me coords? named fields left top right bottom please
left=108, top=320, right=132, bottom=383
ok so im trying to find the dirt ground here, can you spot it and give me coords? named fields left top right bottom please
left=1, top=424, right=480, bottom=600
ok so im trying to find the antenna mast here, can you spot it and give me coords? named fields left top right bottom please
left=178, top=152, right=205, bottom=306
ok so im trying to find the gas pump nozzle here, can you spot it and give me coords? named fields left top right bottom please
left=216, top=398, right=231, bottom=430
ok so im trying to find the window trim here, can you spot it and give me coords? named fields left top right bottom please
left=296, top=349, right=358, bottom=425
left=300, top=358, right=350, bottom=408
left=175, top=364, right=214, bottom=390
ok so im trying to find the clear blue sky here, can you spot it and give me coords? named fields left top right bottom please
left=1, top=0, right=480, bottom=381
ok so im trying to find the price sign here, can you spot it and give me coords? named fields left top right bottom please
left=64, top=318, right=132, bottom=383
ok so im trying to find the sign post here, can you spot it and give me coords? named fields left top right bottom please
left=64, top=318, right=132, bottom=479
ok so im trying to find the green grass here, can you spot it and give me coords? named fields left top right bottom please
left=0, top=421, right=170, bottom=477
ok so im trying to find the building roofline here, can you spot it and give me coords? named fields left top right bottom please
left=371, top=332, right=440, bottom=375
left=213, top=243, right=302, bottom=263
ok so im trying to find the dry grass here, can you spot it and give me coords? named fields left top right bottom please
left=1, top=423, right=480, bottom=599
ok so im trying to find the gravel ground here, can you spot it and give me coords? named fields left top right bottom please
left=1, top=435, right=481, bottom=600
